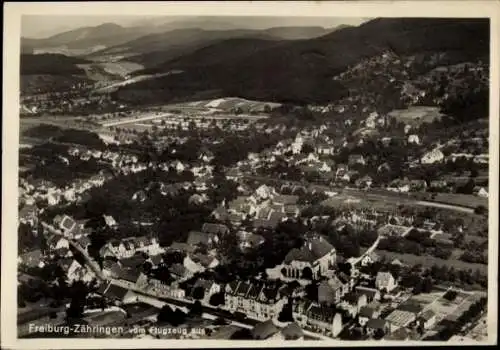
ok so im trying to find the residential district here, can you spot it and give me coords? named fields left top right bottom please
left=18, top=93, right=489, bottom=341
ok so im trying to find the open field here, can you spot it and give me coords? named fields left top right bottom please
left=373, top=250, right=488, bottom=274
left=186, top=97, right=281, bottom=112
left=411, top=192, right=488, bottom=209
left=388, top=106, right=443, bottom=126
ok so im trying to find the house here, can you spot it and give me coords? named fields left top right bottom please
left=293, top=301, right=343, bottom=337
left=76, top=235, right=91, bottom=251
left=385, top=309, right=417, bottom=332
left=18, top=249, right=44, bottom=268
left=337, top=292, right=367, bottom=318
left=202, top=223, right=229, bottom=236
left=96, top=281, right=138, bottom=305
left=360, top=252, right=379, bottom=267
left=47, top=234, right=70, bottom=251
left=103, top=215, right=117, bottom=228
left=375, top=271, right=397, bottom=292
left=100, top=236, right=162, bottom=259
left=283, top=235, right=336, bottom=279
left=118, top=270, right=148, bottom=289
left=318, top=276, right=349, bottom=306
left=358, top=305, right=381, bottom=326
left=225, top=281, right=286, bottom=320
left=172, top=160, right=185, bottom=173
left=430, top=180, right=448, bottom=189
left=19, top=205, right=37, bottom=226
left=58, top=258, right=93, bottom=283
left=272, top=195, right=299, bottom=206
left=191, top=279, right=221, bottom=300
left=237, top=231, right=265, bottom=250
left=348, top=154, right=366, bottom=166
left=147, top=278, right=185, bottom=299
left=102, top=259, right=123, bottom=279
left=421, top=149, right=444, bottom=164
left=279, top=322, right=304, bottom=340
left=53, top=215, right=77, bottom=236
left=355, top=176, right=373, bottom=189
left=253, top=211, right=287, bottom=230
left=355, top=286, right=381, bottom=303
left=186, top=230, right=219, bottom=248
left=169, top=263, right=192, bottom=281
left=315, top=143, right=335, bottom=155
left=251, top=319, right=281, bottom=340
left=474, top=186, right=488, bottom=198
left=417, top=309, right=437, bottom=330
left=366, top=318, right=389, bottom=336
left=255, top=184, right=276, bottom=200
left=408, top=135, right=420, bottom=145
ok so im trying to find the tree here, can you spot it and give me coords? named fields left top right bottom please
left=189, top=300, right=203, bottom=316
left=209, top=292, right=225, bottom=307
left=474, top=205, right=487, bottom=215
left=192, top=287, right=205, bottom=300
left=302, top=267, right=313, bottom=280
left=157, top=304, right=174, bottom=323
left=278, top=301, right=294, bottom=322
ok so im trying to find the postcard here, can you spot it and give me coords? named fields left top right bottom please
left=2, top=1, right=498, bottom=349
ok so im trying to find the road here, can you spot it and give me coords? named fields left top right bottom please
left=241, top=175, right=477, bottom=213
left=101, top=113, right=173, bottom=127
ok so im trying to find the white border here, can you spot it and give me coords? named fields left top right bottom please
left=2, top=1, right=499, bottom=349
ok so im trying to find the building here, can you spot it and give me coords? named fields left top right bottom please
left=366, top=318, right=389, bottom=336
left=251, top=320, right=281, bottom=340
left=421, top=149, right=445, bottom=164
left=282, top=235, right=336, bottom=279
left=375, top=271, right=397, bottom=292
left=18, top=249, right=44, bottom=268
left=417, top=310, right=437, bottom=330
left=318, top=276, right=350, bottom=306
left=408, top=134, right=420, bottom=145
left=293, top=301, right=343, bottom=337
left=348, top=154, right=366, bottom=166
left=385, top=309, right=417, bottom=332
left=225, top=281, right=286, bottom=320
left=96, top=281, right=138, bottom=305
left=358, top=304, right=381, bottom=326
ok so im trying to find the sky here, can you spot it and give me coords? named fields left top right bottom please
left=21, top=15, right=370, bottom=38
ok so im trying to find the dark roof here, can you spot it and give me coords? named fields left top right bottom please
left=284, top=237, right=334, bottom=263
left=119, top=269, right=141, bottom=283
left=169, top=263, right=188, bottom=277
left=366, top=318, right=387, bottom=330
left=252, top=320, right=280, bottom=340
left=281, top=322, right=304, bottom=340
left=202, top=223, right=229, bottom=235
left=186, top=231, right=211, bottom=246
left=19, top=249, right=43, bottom=267
left=149, top=254, right=163, bottom=266
left=397, top=300, right=423, bottom=314
left=359, top=306, right=377, bottom=318
left=419, top=309, right=436, bottom=322
left=273, top=195, right=299, bottom=205
left=104, top=284, right=130, bottom=300
left=119, top=255, right=146, bottom=269
left=169, top=241, right=195, bottom=254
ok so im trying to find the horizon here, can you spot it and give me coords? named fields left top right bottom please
left=21, top=15, right=370, bottom=39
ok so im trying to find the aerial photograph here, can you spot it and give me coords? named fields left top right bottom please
left=16, top=13, right=490, bottom=343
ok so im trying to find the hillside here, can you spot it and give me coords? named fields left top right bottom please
left=20, top=54, right=91, bottom=75
left=21, top=23, right=151, bottom=52
left=112, top=18, right=489, bottom=106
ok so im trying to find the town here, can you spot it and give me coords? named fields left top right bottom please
left=16, top=17, right=489, bottom=343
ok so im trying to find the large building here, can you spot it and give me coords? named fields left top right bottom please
left=282, top=235, right=336, bottom=279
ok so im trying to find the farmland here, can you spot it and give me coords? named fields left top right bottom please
left=388, top=106, right=444, bottom=126
left=372, top=250, right=488, bottom=275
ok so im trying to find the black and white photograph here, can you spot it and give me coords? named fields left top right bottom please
left=2, top=1, right=499, bottom=348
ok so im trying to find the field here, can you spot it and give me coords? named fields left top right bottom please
left=388, top=106, right=443, bottom=126
left=373, top=250, right=488, bottom=275
left=410, top=192, right=488, bottom=209
left=186, top=97, right=281, bottom=112
left=97, top=61, right=144, bottom=77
